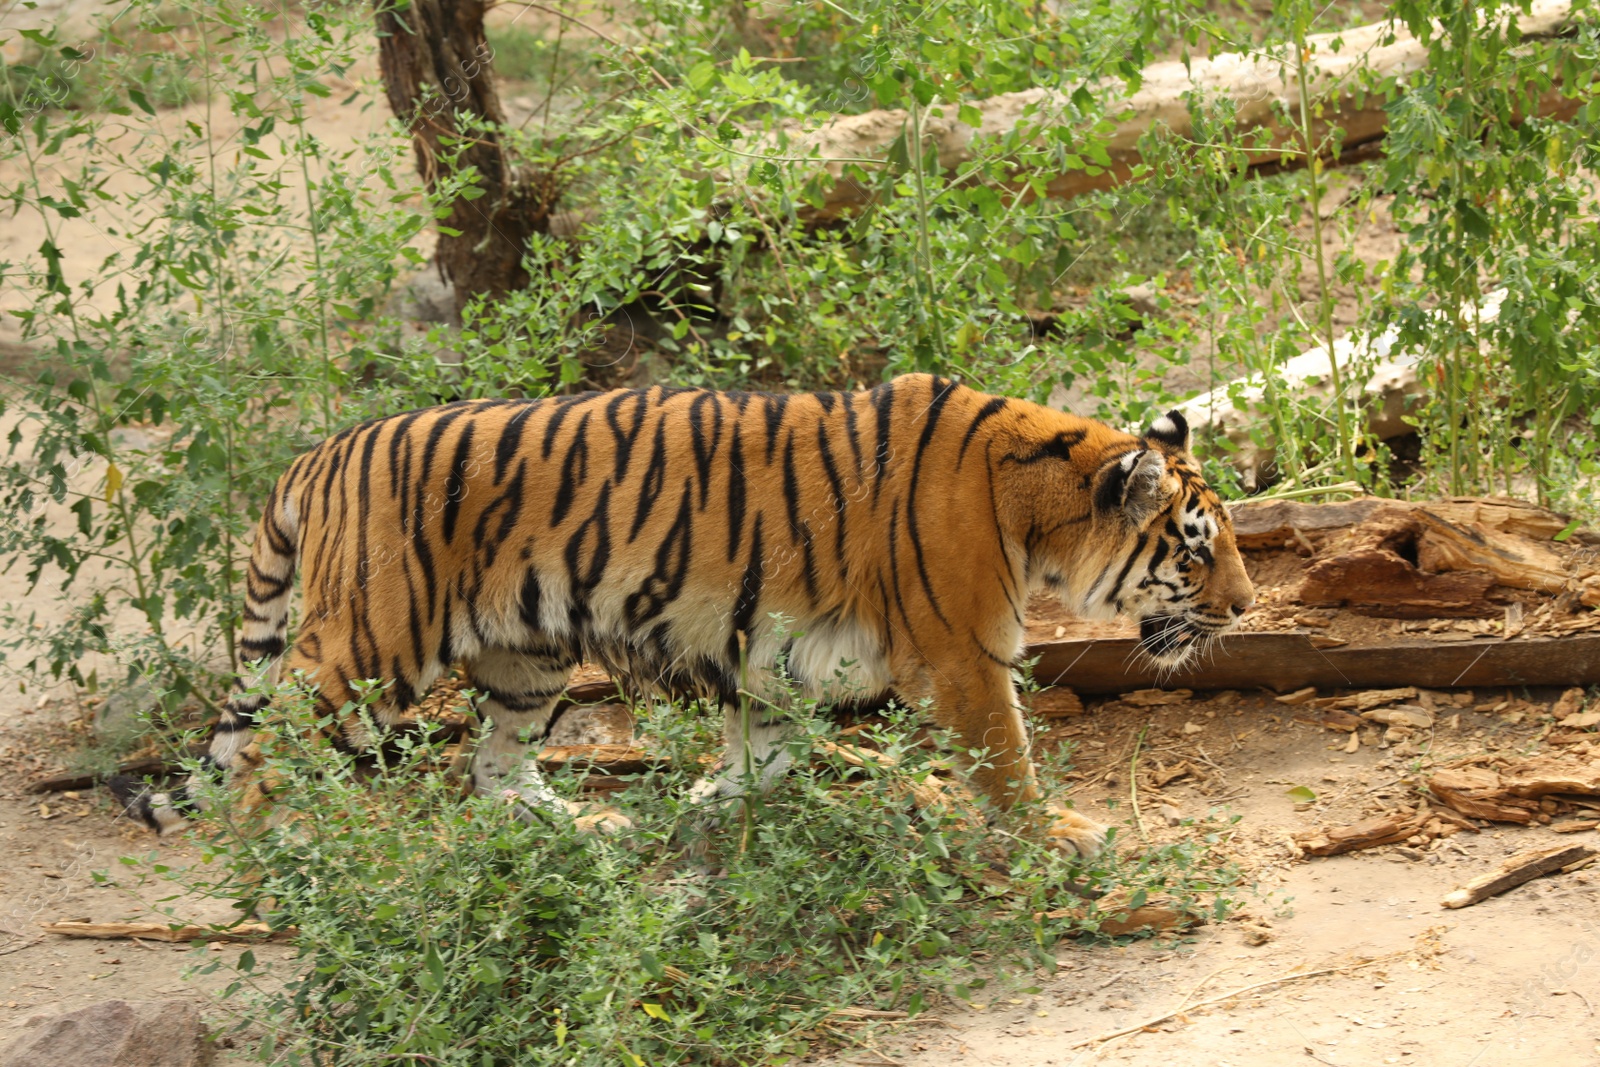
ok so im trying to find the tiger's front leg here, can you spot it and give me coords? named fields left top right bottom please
left=465, top=649, right=631, bottom=835
left=916, top=661, right=1110, bottom=860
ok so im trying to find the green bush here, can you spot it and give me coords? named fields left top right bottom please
left=139, top=682, right=1240, bottom=1065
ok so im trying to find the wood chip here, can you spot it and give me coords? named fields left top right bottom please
left=1121, top=688, right=1194, bottom=707
left=1362, top=705, right=1434, bottom=729
left=1275, top=686, right=1319, bottom=706
left=1441, top=843, right=1598, bottom=909
left=1551, top=820, right=1600, bottom=834
left=1027, top=688, right=1085, bottom=718
left=1317, top=688, right=1419, bottom=712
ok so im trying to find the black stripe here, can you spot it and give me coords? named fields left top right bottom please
left=630, top=419, right=669, bottom=543
left=870, top=380, right=895, bottom=501
left=564, top=480, right=613, bottom=627
left=957, top=396, right=1007, bottom=468
left=541, top=392, right=598, bottom=460
left=688, top=392, right=723, bottom=510
left=726, top=423, right=746, bottom=561
left=905, top=377, right=954, bottom=628
left=815, top=419, right=847, bottom=565
left=762, top=394, right=788, bottom=464
left=1106, top=532, right=1149, bottom=604
left=781, top=433, right=820, bottom=603
left=551, top=412, right=592, bottom=526
left=624, top=480, right=694, bottom=628
left=604, top=389, right=648, bottom=483
left=494, top=401, right=540, bottom=484
left=728, top=515, right=765, bottom=661
left=441, top=420, right=476, bottom=544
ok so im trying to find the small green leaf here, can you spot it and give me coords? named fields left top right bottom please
left=128, top=89, right=156, bottom=116
left=1554, top=519, right=1581, bottom=543
left=1285, top=785, right=1317, bottom=803
left=641, top=1002, right=671, bottom=1022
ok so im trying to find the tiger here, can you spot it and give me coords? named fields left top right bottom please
left=112, top=374, right=1254, bottom=857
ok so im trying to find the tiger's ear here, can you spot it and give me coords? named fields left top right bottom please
left=1143, top=409, right=1191, bottom=451
left=1094, top=448, right=1174, bottom=527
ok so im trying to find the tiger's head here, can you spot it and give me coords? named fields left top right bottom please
left=1080, top=410, right=1254, bottom=668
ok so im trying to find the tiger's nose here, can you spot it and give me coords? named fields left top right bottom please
left=1230, top=598, right=1252, bottom=618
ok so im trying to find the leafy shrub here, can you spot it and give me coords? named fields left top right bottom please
left=138, top=682, right=1240, bottom=1064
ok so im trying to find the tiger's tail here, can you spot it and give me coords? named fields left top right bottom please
left=111, top=481, right=300, bottom=833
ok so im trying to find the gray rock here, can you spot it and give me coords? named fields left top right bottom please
left=1, top=999, right=212, bottom=1067
left=546, top=702, right=635, bottom=747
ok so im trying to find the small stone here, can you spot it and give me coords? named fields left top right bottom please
left=1182, top=721, right=1204, bottom=735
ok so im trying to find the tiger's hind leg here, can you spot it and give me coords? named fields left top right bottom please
left=464, top=647, right=630, bottom=834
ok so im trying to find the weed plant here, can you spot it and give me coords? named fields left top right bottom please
left=124, top=678, right=1240, bottom=1065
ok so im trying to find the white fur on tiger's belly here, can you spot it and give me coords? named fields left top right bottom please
left=776, top=620, right=892, bottom=701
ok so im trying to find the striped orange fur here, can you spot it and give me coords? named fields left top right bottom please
left=114, top=374, right=1253, bottom=855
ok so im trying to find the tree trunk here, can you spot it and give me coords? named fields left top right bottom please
left=374, top=0, right=557, bottom=316
left=770, top=0, right=1582, bottom=221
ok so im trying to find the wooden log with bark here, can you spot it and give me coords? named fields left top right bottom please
left=774, top=0, right=1585, bottom=221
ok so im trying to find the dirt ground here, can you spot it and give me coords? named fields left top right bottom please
left=5, top=4, right=1600, bottom=1066
left=7, top=630, right=1600, bottom=1067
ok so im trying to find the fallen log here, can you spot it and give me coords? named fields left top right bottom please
left=1031, top=632, right=1600, bottom=695
left=1440, top=842, right=1597, bottom=909
left=41, top=920, right=294, bottom=943
left=1229, top=496, right=1586, bottom=551
left=777, top=1, right=1585, bottom=221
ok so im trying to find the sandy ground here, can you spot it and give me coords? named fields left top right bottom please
left=826, top=691, right=1600, bottom=1067
left=4, top=5, right=1599, bottom=1066
left=7, top=640, right=1600, bottom=1065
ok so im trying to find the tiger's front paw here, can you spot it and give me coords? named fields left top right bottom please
left=1041, top=804, right=1111, bottom=860
left=571, top=802, right=632, bottom=836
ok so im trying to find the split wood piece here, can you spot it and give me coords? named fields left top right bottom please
left=1230, top=496, right=1586, bottom=551
left=27, top=745, right=208, bottom=795
left=1294, top=811, right=1428, bottom=857
left=1551, top=820, right=1600, bottom=833
left=1295, top=709, right=1363, bottom=733
left=1314, top=687, right=1418, bottom=712
left=1026, top=688, right=1085, bottom=718
left=535, top=744, right=659, bottom=777
left=42, top=920, right=295, bottom=943
left=1441, top=843, right=1598, bottom=909
left=1029, top=632, right=1600, bottom=694
left=1427, top=767, right=1539, bottom=824
left=1298, top=508, right=1499, bottom=618
left=1412, top=509, right=1571, bottom=594
left=1041, top=891, right=1210, bottom=937
left=1497, top=757, right=1600, bottom=799
left=1428, top=805, right=1481, bottom=833
left=1119, top=688, right=1193, bottom=707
